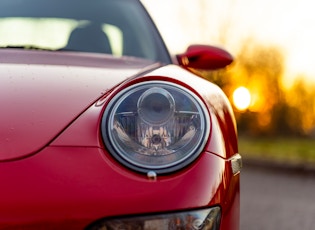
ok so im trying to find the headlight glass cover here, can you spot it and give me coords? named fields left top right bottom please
left=87, top=207, right=221, bottom=230
left=101, top=81, right=210, bottom=174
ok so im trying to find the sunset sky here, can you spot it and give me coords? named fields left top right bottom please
left=141, top=0, right=315, bottom=85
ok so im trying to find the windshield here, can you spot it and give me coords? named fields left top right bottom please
left=0, top=0, right=171, bottom=63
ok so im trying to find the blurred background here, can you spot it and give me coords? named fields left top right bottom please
left=142, top=0, right=315, bottom=164
left=141, top=1, right=315, bottom=229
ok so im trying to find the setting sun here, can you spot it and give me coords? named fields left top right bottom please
left=232, top=86, right=251, bottom=111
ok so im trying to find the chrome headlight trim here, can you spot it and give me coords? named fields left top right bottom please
left=101, top=81, right=210, bottom=174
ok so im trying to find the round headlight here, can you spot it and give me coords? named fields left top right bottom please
left=101, top=81, right=210, bottom=174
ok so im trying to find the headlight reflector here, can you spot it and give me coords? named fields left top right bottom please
left=102, top=81, right=210, bottom=174
left=87, top=207, right=221, bottom=230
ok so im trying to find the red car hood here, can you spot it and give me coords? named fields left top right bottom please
left=0, top=50, right=157, bottom=161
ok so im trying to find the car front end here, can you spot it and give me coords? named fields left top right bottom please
left=0, top=0, right=241, bottom=229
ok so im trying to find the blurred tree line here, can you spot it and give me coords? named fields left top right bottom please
left=201, top=41, right=315, bottom=138
left=183, top=0, right=315, bottom=138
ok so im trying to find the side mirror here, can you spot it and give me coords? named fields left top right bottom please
left=176, top=45, right=233, bottom=70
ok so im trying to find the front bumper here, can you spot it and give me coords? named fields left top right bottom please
left=0, top=146, right=239, bottom=229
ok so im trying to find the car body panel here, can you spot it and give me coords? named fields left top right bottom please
left=0, top=50, right=155, bottom=160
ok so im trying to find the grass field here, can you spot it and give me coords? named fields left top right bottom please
left=238, top=136, right=315, bottom=164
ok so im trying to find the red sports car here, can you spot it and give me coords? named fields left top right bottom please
left=0, top=0, right=241, bottom=229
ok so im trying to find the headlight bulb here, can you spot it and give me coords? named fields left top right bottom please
left=137, top=87, right=175, bottom=151
left=137, top=87, right=175, bottom=125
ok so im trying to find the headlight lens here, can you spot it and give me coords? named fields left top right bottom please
left=87, top=207, right=221, bottom=230
left=102, top=81, right=210, bottom=174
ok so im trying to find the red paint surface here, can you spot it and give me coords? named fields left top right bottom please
left=177, top=45, right=233, bottom=70
left=0, top=146, right=238, bottom=229
left=0, top=51, right=240, bottom=229
left=0, top=50, right=153, bottom=160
